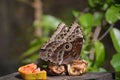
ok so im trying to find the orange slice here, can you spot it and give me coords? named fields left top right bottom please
left=18, top=63, right=47, bottom=80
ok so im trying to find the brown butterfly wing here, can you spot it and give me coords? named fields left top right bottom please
left=41, top=23, right=67, bottom=49
left=39, top=23, right=68, bottom=61
left=40, top=22, right=83, bottom=65
left=48, top=22, right=83, bottom=64
left=65, top=22, right=83, bottom=62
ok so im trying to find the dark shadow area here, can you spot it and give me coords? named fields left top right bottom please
left=15, top=73, right=22, bottom=79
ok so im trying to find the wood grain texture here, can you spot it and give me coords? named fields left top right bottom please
left=0, top=72, right=114, bottom=80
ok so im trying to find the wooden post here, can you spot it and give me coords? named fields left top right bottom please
left=33, top=0, right=43, bottom=37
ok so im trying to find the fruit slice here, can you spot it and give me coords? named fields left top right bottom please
left=18, top=63, right=47, bottom=80
left=48, top=64, right=66, bottom=75
left=67, top=60, right=88, bottom=76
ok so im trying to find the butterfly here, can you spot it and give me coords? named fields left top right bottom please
left=39, top=22, right=83, bottom=65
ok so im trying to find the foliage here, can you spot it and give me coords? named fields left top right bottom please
left=110, top=28, right=120, bottom=53
left=76, top=0, right=120, bottom=79
left=110, top=28, right=120, bottom=72
left=106, top=6, right=120, bottom=24
left=79, top=13, right=94, bottom=28
left=21, top=0, right=120, bottom=79
left=94, top=41, right=105, bottom=68
left=111, top=53, right=120, bottom=72
left=21, top=15, right=61, bottom=63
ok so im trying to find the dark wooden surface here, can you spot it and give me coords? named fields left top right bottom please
left=0, top=72, right=114, bottom=80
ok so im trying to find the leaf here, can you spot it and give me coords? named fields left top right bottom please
left=105, top=6, right=120, bottom=24
left=41, top=15, right=61, bottom=30
left=98, top=67, right=107, bottom=72
left=21, top=45, right=41, bottom=59
left=93, top=12, right=103, bottom=26
left=33, top=20, right=41, bottom=28
left=22, top=54, right=39, bottom=63
left=110, top=28, right=120, bottom=53
left=94, top=41, right=105, bottom=67
left=88, top=0, right=101, bottom=7
left=72, top=10, right=79, bottom=17
left=102, top=3, right=109, bottom=10
left=111, top=53, right=120, bottom=72
left=88, top=0, right=102, bottom=7
left=30, top=38, right=48, bottom=48
left=79, top=13, right=94, bottom=28
left=33, top=15, right=61, bottom=36
left=88, top=0, right=95, bottom=7
left=21, top=38, right=48, bottom=59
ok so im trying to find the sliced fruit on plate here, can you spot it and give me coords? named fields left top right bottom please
left=18, top=63, right=47, bottom=80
